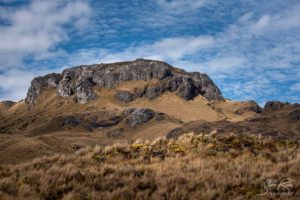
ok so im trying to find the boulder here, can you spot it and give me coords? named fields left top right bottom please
left=126, top=108, right=155, bottom=128
left=115, top=91, right=134, bottom=103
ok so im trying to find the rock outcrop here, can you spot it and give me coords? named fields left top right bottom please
left=25, top=59, right=224, bottom=105
left=264, top=101, right=300, bottom=112
left=126, top=108, right=155, bottom=128
left=115, top=91, right=135, bottom=103
left=56, top=108, right=160, bottom=132
left=25, top=73, right=61, bottom=105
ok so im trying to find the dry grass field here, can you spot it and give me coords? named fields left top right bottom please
left=0, top=133, right=299, bottom=200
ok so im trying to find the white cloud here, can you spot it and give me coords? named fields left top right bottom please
left=201, top=57, right=248, bottom=73
left=248, top=5, right=300, bottom=35
left=0, top=69, right=43, bottom=101
left=0, top=0, right=91, bottom=67
left=251, top=15, right=271, bottom=34
left=80, top=36, right=215, bottom=64
left=0, top=0, right=91, bottom=101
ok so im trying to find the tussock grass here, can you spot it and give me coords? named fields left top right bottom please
left=0, top=133, right=299, bottom=200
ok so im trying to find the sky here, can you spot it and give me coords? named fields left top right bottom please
left=0, top=0, right=300, bottom=105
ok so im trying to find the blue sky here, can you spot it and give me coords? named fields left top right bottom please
left=0, top=0, right=300, bottom=105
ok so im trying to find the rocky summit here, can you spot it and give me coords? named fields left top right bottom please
left=25, top=59, right=223, bottom=105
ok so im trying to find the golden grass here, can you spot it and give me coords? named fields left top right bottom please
left=0, top=133, right=299, bottom=200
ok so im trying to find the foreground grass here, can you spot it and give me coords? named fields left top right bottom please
left=0, top=133, right=299, bottom=200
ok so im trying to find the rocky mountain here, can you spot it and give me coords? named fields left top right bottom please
left=25, top=59, right=223, bottom=105
left=0, top=59, right=299, bottom=165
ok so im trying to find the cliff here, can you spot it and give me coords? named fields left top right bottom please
left=25, top=59, right=224, bottom=105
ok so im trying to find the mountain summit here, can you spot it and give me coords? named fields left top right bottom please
left=25, top=59, right=223, bottom=105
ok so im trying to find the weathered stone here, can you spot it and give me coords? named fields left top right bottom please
left=121, top=108, right=135, bottom=117
left=25, top=59, right=224, bottom=105
left=176, top=77, right=198, bottom=100
left=115, top=91, right=134, bottom=103
left=145, top=82, right=168, bottom=100
left=126, top=108, right=155, bottom=128
left=74, top=79, right=97, bottom=104
left=25, top=73, right=61, bottom=105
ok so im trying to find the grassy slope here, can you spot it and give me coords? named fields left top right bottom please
left=0, top=133, right=299, bottom=200
left=0, top=81, right=259, bottom=165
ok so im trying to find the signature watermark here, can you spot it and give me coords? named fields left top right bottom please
left=258, top=178, right=293, bottom=196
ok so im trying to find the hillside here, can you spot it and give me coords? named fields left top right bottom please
left=0, top=133, right=299, bottom=199
left=0, top=59, right=273, bottom=165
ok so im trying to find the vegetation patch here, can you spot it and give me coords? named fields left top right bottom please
left=0, top=133, right=299, bottom=199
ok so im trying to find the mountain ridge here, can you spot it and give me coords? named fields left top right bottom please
left=25, top=59, right=223, bottom=105
left=0, top=59, right=299, bottom=165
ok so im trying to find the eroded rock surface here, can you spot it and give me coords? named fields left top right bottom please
left=126, top=108, right=155, bottom=128
left=25, top=73, right=61, bottom=105
left=115, top=91, right=135, bottom=103
left=25, top=59, right=224, bottom=105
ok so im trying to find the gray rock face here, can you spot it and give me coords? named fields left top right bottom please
left=126, top=108, right=155, bottom=128
left=25, top=59, right=224, bottom=105
left=74, top=79, right=97, bottom=103
left=25, top=73, right=61, bottom=105
left=115, top=91, right=134, bottom=103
